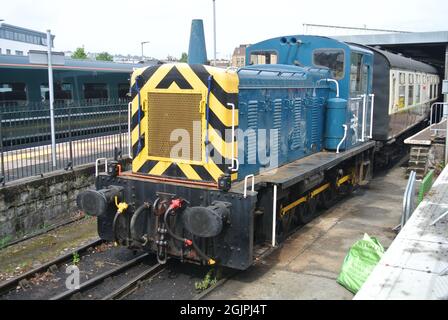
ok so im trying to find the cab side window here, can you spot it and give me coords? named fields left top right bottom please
left=313, top=49, right=345, bottom=80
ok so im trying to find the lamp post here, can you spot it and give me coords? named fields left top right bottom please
left=212, top=0, right=217, bottom=66
left=141, top=41, right=150, bottom=61
left=47, top=30, right=57, bottom=167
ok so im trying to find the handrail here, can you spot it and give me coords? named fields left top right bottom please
left=128, top=102, right=133, bottom=159
left=361, top=94, right=367, bottom=142
left=95, top=158, right=108, bottom=177
left=430, top=102, right=447, bottom=126
left=228, top=103, right=239, bottom=172
left=318, top=79, right=339, bottom=97
left=368, top=94, right=375, bottom=139
left=243, top=174, right=255, bottom=199
left=337, top=125, right=348, bottom=154
left=401, top=171, right=417, bottom=228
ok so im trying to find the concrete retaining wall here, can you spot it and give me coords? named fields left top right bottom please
left=0, top=164, right=97, bottom=244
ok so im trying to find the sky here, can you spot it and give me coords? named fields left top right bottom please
left=1, top=0, right=448, bottom=60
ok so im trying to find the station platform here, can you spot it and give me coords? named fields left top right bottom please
left=355, top=165, right=448, bottom=300
left=405, top=119, right=447, bottom=146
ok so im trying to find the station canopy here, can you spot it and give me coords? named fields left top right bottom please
left=334, top=31, right=448, bottom=72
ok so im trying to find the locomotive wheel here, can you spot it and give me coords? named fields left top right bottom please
left=319, top=187, right=336, bottom=210
left=296, top=197, right=318, bottom=225
left=278, top=209, right=294, bottom=242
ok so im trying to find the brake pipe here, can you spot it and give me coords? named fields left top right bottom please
left=163, top=199, right=216, bottom=266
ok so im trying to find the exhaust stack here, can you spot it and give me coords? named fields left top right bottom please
left=188, top=19, right=207, bottom=64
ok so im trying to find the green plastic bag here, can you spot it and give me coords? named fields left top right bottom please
left=337, top=234, right=385, bottom=294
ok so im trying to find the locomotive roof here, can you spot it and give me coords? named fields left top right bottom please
left=0, top=54, right=161, bottom=73
left=350, top=44, right=438, bottom=74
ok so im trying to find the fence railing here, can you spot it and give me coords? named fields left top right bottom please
left=0, top=99, right=130, bottom=185
left=401, top=170, right=417, bottom=229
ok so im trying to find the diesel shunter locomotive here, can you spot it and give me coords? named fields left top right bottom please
left=77, top=35, right=438, bottom=270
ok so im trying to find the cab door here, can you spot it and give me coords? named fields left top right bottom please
left=348, top=52, right=372, bottom=146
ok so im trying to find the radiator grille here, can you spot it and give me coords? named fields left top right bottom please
left=147, top=93, right=202, bottom=161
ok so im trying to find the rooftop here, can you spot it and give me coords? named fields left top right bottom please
left=334, top=31, right=448, bottom=69
left=0, top=23, right=55, bottom=47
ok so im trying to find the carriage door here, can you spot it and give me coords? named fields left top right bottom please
left=349, top=52, right=370, bottom=145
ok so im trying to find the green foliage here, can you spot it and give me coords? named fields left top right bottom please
left=96, top=52, right=114, bottom=62
left=195, top=268, right=222, bottom=292
left=180, top=52, right=188, bottom=63
left=72, top=47, right=88, bottom=60
left=0, top=235, right=12, bottom=249
left=72, top=252, right=80, bottom=265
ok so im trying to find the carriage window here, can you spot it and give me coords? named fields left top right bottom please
left=118, top=83, right=130, bottom=99
left=397, top=72, right=406, bottom=109
left=83, top=83, right=108, bottom=100
left=313, top=49, right=345, bottom=80
left=416, top=84, right=421, bottom=104
left=249, top=51, right=278, bottom=65
left=399, top=73, right=406, bottom=85
left=350, top=53, right=366, bottom=94
left=0, top=83, right=27, bottom=103
left=408, top=84, right=414, bottom=106
left=40, top=83, right=73, bottom=102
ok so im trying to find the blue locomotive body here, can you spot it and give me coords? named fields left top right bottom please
left=236, top=64, right=332, bottom=179
left=247, top=35, right=375, bottom=152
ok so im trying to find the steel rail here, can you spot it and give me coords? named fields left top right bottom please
left=101, top=263, right=166, bottom=300
left=0, top=238, right=103, bottom=296
left=50, top=253, right=149, bottom=300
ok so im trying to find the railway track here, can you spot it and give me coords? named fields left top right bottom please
left=0, top=238, right=104, bottom=297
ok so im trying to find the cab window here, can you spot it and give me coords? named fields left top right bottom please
left=350, top=53, right=367, bottom=94
left=249, top=51, right=278, bottom=65
left=313, top=49, right=345, bottom=80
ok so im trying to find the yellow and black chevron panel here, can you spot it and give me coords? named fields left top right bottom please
left=130, top=63, right=239, bottom=183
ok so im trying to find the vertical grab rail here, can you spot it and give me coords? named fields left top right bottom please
left=95, top=158, right=108, bottom=177
left=128, top=102, right=133, bottom=159
left=361, top=94, right=367, bottom=142
left=272, top=184, right=278, bottom=247
left=368, top=94, right=375, bottom=139
left=228, top=103, right=239, bottom=172
left=243, top=174, right=255, bottom=199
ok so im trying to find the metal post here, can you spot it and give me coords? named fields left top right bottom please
left=141, top=41, right=149, bottom=62
left=445, top=103, right=448, bottom=165
left=272, top=184, right=278, bottom=247
left=444, top=45, right=448, bottom=103
left=47, top=30, right=57, bottom=167
left=213, top=0, right=217, bottom=66
left=0, top=112, right=5, bottom=186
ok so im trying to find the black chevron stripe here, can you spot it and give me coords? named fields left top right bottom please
left=190, top=64, right=238, bottom=109
left=208, top=108, right=230, bottom=139
left=156, top=66, right=193, bottom=90
left=132, top=133, right=145, bottom=158
left=205, top=142, right=229, bottom=173
left=137, top=160, right=158, bottom=174
left=191, top=165, right=216, bottom=182
left=131, top=65, right=161, bottom=100
left=131, top=110, right=145, bottom=132
left=162, top=163, right=188, bottom=179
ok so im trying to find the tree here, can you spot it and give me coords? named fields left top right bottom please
left=180, top=52, right=188, bottom=63
left=72, top=47, right=87, bottom=59
left=96, top=52, right=114, bottom=62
